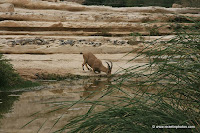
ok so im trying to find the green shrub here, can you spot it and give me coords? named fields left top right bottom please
left=0, top=54, right=22, bottom=88
left=24, top=21, right=200, bottom=132
left=0, top=54, right=39, bottom=90
left=57, top=22, right=200, bottom=132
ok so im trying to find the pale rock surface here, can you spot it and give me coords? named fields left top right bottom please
left=0, top=3, right=14, bottom=12
left=172, top=3, right=183, bottom=8
left=0, top=0, right=199, bottom=78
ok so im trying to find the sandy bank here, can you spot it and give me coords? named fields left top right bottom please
left=4, top=53, right=147, bottom=79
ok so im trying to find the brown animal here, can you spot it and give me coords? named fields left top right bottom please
left=80, top=52, right=113, bottom=75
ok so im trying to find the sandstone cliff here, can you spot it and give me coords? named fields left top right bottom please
left=0, top=0, right=199, bottom=54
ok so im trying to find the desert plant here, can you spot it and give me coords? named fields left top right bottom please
left=149, top=25, right=161, bottom=36
left=0, top=54, right=22, bottom=88
left=0, top=54, right=39, bottom=90
left=129, top=32, right=143, bottom=45
left=57, top=20, right=200, bottom=133
left=23, top=19, right=200, bottom=133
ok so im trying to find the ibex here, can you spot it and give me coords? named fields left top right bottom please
left=80, top=52, right=113, bottom=75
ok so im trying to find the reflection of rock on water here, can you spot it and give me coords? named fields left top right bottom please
left=0, top=78, right=112, bottom=132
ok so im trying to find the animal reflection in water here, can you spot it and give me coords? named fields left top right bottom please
left=82, top=78, right=111, bottom=99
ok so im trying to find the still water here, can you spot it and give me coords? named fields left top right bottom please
left=0, top=77, right=112, bottom=133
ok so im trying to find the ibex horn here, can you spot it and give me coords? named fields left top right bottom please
left=106, top=61, right=113, bottom=70
left=109, top=61, right=113, bottom=70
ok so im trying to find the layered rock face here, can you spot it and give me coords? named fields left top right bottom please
left=0, top=0, right=199, bottom=54
left=41, top=0, right=85, bottom=4
left=0, top=3, right=14, bottom=12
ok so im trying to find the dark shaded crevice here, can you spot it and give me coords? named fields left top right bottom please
left=0, top=27, right=135, bottom=32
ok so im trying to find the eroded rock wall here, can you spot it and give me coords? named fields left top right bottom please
left=0, top=0, right=199, bottom=54
left=0, top=3, right=14, bottom=12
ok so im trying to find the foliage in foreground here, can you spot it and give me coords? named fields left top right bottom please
left=56, top=21, right=200, bottom=132
left=23, top=21, right=200, bottom=133
left=0, top=54, right=39, bottom=90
